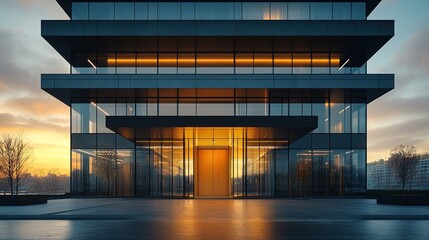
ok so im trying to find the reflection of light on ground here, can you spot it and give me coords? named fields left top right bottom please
left=166, top=199, right=273, bottom=238
left=1, top=220, right=71, bottom=239
left=2, top=199, right=429, bottom=239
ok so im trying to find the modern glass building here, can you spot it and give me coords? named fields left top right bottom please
left=42, top=0, right=394, bottom=197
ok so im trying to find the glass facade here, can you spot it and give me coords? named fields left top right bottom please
left=72, top=131, right=366, bottom=197
left=43, top=0, right=393, bottom=198
left=72, top=2, right=366, bottom=20
left=71, top=91, right=367, bottom=196
left=72, top=98, right=366, bottom=134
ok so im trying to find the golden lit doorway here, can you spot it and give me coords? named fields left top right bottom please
left=196, top=148, right=229, bottom=197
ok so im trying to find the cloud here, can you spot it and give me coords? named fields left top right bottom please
left=368, top=117, right=429, bottom=158
left=15, top=0, right=68, bottom=17
left=0, top=30, right=37, bottom=93
left=0, top=30, right=67, bottom=92
left=368, top=94, right=429, bottom=125
left=367, top=27, right=429, bottom=161
left=389, top=29, right=429, bottom=97
left=392, top=30, right=429, bottom=74
left=0, top=0, right=70, bottom=174
left=0, top=113, right=68, bottom=133
left=1, top=94, right=69, bottom=116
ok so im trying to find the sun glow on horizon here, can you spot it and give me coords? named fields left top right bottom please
left=0, top=126, right=70, bottom=176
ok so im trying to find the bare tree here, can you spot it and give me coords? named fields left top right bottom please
left=0, top=133, right=33, bottom=195
left=388, top=144, right=419, bottom=192
left=96, top=149, right=118, bottom=196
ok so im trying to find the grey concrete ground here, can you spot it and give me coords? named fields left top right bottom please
left=1, top=198, right=429, bottom=239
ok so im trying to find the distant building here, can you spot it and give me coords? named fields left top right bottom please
left=368, top=157, right=429, bottom=190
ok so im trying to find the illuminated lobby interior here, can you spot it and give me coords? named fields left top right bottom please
left=42, top=0, right=394, bottom=197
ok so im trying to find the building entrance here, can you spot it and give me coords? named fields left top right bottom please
left=197, top=148, right=229, bottom=197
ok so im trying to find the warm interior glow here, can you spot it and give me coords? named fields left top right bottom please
left=270, top=10, right=282, bottom=20
left=107, top=57, right=341, bottom=68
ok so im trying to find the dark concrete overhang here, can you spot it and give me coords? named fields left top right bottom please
left=57, top=0, right=381, bottom=17
left=105, top=116, right=318, bottom=143
left=42, top=20, right=394, bottom=67
left=41, top=73, right=394, bottom=105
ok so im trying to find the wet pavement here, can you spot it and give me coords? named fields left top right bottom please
left=1, top=198, right=429, bottom=239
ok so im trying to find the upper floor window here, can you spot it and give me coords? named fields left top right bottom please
left=70, top=52, right=367, bottom=75
left=88, top=3, right=114, bottom=20
left=71, top=2, right=366, bottom=21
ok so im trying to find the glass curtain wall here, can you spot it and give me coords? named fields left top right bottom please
left=72, top=2, right=366, bottom=20
left=70, top=92, right=367, bottom=197
left=71, top=97, right=367, bottom=135
left=71, top=137, right=366, bottom=197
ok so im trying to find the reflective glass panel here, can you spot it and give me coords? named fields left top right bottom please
left=242, top=2, right=270, bottom=20
left=181, top=2, right=195, bottom=20
left=72, top=103, right=96, bottom=133
left=135, top=2, right=148, bottom=20
left=330, top=103, right=345, bottom=133
left=115, top=3, right=134, bottom=20
left=158, top=3, right=181, bottom=20
left=310, top=3, right=332, bottom=20
left=290, top=150, right=312, bottom=196
left=195, top=3, right=234, bottom=20
left=288, top=2, right=310, bottom=20
left=333, top=2, right=351, bottom=20
left=96, top=102, right=115, bottom=133
left=312, top=102, right=329, bottom=133
left=72, top=3, right=89, bottom=20
left=351, top=150, right=366, bottom=193
left=352, top=104, right=366, bottom=133
left=330, top=150, right=348, bottom=195
left=270, top=2, right=287, bottom=20
left=148, top=2, right=158, bottom=19
left=89, top=3, right=114, bottom=20
left=352, top=2, right=366, bottom=20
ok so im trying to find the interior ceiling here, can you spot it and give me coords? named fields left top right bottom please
left=43, top=87, right=389, bottom=106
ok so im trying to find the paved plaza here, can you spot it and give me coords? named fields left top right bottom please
left=1, top=198, right=429, bottom=239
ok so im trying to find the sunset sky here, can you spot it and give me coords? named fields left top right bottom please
left=0, top=0, right=428, bottom=175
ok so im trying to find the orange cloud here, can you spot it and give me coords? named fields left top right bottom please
left=2, top=95, right=69, bottom=116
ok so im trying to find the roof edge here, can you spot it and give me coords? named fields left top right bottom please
left=56, top=0, right=71, bottom=17
left=367, top=0, right=382, bottom=16
left=56, top=0, right=383, bottom=18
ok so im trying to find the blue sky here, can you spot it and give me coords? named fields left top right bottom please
left=0, top=0, right=428, bottom=173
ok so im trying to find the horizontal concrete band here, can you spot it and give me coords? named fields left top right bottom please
left=42, top=20, right=393, bottom=66
left=42, top=20, right=393, bottom=37
left=41, top=74, right=394, bottom=89
left=105, top=116, right=317, bottom=143
left=106, top=116, right=317, bottom=128
left=41, top=73, right=394, bottom=105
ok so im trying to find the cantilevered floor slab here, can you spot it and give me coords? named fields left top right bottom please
left=41, top=73, right=394, bottom=105
left=105, top=116, right=317, bottom=144
left=42, top=20, right=394, bottom=67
